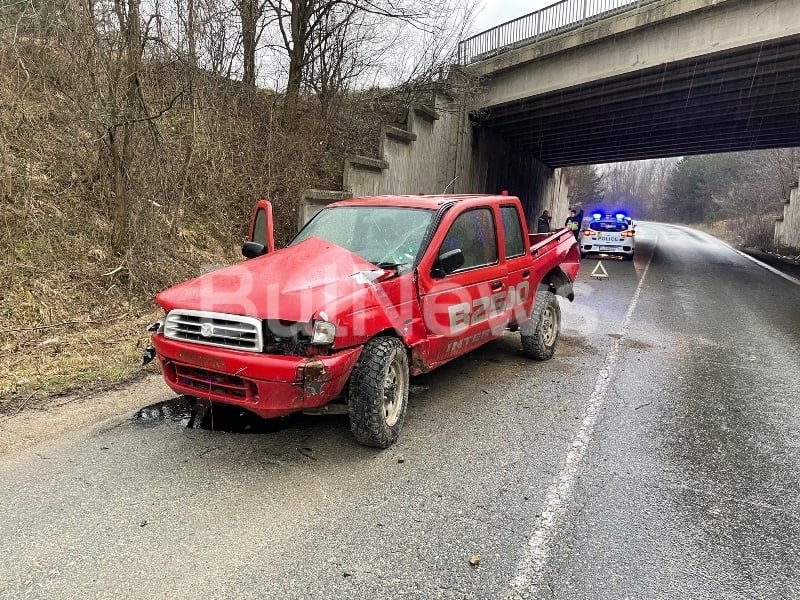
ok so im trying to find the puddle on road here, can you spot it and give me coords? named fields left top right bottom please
left=132, top=396, right=297, bottom=434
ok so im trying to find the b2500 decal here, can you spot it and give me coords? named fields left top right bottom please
left=446, top=282, right=530, bottom=335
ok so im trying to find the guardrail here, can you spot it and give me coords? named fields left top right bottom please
left=458, top=0, right=661, bottom=65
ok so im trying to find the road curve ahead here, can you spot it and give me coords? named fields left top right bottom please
left=0, top=222, right=798, bottom=600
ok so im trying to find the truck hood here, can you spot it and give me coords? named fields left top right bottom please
left=155, top=237, right=388, bottom=322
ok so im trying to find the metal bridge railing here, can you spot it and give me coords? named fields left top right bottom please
left=458, top=0, right=661, bottom=65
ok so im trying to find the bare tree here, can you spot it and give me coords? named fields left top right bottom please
left=381, top=0, right=477, bottom=91
left=237, top=0, right=266, bottom=87
left=166, top=0, right=241, bottom=79
left=58, top=0, right=161, bottom=253
left=303, top=4, right=372, bottom=116
left=256, top=0, right=470, bottom=115
left=598, top=158, right=680, bottom=219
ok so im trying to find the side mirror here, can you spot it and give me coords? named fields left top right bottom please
left=242, top=241, right=267, bottom=259
left=431, top=248, right=464, bottom=278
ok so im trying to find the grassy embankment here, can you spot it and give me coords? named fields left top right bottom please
left=0, top=39, right=399, bottom=413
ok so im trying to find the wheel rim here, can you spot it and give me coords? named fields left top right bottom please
left=541, top=305, right=558, bottom=346
left=382, top=352, right=405, bottom=427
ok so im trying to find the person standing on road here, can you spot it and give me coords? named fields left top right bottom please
left=536, top=210, right=552, bottom=233
left=565, top=208, right=583, bottom=240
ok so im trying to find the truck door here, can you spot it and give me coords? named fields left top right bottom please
left=417, top=205, right=508, bottom=367
left=242, top=199, right=275, bottom=258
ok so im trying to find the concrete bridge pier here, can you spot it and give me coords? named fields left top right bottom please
left=445, top=99, right=570, bottom=229
left=302, top=95, right=569, bottom=231
left=775, top=169, right=800, bottom=250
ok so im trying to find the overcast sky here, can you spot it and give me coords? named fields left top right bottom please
left=474, top=0, right=553, bottom=31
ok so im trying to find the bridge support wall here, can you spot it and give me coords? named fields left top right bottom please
left=309, top=96, right=568, bottom=231
left=775, top=175, right=800, bottom=250
left=449, top=111, right=568, bottom=225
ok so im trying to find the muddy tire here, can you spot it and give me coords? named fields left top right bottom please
left=520, top=290, right=561, bottom=360
left=348, top=337, right=409, bottom=448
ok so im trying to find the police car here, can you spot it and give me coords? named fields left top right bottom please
left=579, top=212, right=635, bottom=260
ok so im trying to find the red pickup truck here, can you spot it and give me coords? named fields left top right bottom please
left=148, top=194, right=580, bottom=447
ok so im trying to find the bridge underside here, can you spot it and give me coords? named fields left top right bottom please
left=478, top=35, right=800, bottom=167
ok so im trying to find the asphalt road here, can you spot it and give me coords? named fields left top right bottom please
left=1, top=222, right=798, bottom=599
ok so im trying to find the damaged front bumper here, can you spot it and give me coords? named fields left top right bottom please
left=150, top=334, right=363, bottom=419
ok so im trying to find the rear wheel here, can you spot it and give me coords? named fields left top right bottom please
left=348, top=337, right=409, bottom=448
left=520, top=291, right=561, bottom=360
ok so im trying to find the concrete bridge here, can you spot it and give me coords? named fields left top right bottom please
left=460, top=0, right=800, bottom=166
left=309, top=0, right=800, bottom=243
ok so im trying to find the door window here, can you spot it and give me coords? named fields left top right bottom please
left=440, top=208, right=498, bottom=270
left=252, top=208, right=267, bottom=246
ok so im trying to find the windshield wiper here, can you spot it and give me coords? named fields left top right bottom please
left=375, top=261, right=407, bottom=270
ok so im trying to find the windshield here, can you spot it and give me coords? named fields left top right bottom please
left=588, top=220, right=628, bottom=232
left=291, top=206, right=435, bottom=274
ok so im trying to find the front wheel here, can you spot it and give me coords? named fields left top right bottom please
left=348, top=337, right=409, bottom=448
left=520, top=291, right=561, bottom=360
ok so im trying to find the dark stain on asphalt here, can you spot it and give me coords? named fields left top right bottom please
left=558, top=333, right=598, bottom=356
left=132, top=396, right=295, bottom=434
left=623, top=338, right=653, bottom=350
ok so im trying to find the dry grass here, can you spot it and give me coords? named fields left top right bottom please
left=702, top=216, right=790, bottom=252
left=0, top=36, right=413, bottom=412
left=0, top=307, right=161, bottom=413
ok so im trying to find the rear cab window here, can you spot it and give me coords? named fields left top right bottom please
left=500, top=205, right=526, bottom=259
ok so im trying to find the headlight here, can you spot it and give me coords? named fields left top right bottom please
left=311, top=320, right=336, bottom=345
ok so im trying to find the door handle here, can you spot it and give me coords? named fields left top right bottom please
left=522, top=270, right=530, bottom=278
left=491, top=281, right=503, bottom=290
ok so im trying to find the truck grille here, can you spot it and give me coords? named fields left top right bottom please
left=174, top=364, right=249, bottom=399
left=164, top=310, right=263, bottom=352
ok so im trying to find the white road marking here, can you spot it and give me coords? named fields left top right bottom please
left=670, top=224, right=800, bottom=287
left=508, top=239, right=657, bottom=598
left=729, top=247, right=800, bottom=287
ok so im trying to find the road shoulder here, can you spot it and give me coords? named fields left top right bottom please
left=0, top=374, right=167, bottom=458
left=737, top=247, right=800, bottom=281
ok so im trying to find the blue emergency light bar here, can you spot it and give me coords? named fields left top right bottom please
left=590, top=210, right=630, bottom=221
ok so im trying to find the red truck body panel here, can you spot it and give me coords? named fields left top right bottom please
left=150, top=194, right=580, bottom=421
left=155, top=237, right=381, bottom=321
left=154, top=335, right=362, bottom=418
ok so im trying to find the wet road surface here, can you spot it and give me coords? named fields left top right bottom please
left=530, top=224, right=800, bottom=599
left=1, top=222, right=798, bottom=599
